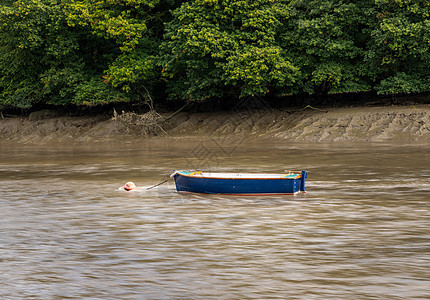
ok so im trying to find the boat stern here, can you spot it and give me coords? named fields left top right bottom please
left=299, top=170, right=308, bottom=193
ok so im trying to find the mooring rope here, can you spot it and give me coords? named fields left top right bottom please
left=146, top=173, right=176, bottom=190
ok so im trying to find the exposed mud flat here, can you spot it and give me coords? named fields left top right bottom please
left=1, top=105, right=429, bottom=144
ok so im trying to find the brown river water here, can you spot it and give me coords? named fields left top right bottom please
left=0, top=139, right=429, bottom=299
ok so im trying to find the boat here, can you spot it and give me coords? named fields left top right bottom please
left=171, top=170, right=308, bottom=195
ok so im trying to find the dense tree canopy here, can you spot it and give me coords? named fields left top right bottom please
left=0, top=0, right=429, bottom=108
left=370, top=0, right=430, bottom=94
left=279, top=0, right=374, bottom=94
left=160, top=0, right=299, bottom=99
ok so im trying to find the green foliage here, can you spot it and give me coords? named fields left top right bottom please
left=1, top=81, right=43, bottom=108
left=73, top=77, right=129, bottom=105
left=0, top=0, right=166, bottom=108
left=375, top=72, right=430, bottom=95
left=40, top=65, right=86, bottom=105
left=279, top=0, right=373, bottom=94
left=1, top=0, right=429, bottom=109
left=0, top=0, right=119, bottom=107
left=160, top=0, right=299, bottom=100
left=104, top=39, right=158, bottom=92
left=222, top=45, right=299, bottom=96
left=369, top=0, right=430, bottom=94
left=66, top=0, right=166, bottom=100
left=66, top=0, right=157, bottom=52
left=0, top=0, right=73, bottom=107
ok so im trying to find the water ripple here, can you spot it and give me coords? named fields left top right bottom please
left=0, top=142, right=429, bottom=299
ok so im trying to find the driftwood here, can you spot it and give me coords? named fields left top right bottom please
left=113, top=109, right=166, bottom=135
left=112, top=86, right=168, bottom=135
left=283, top=105, right=329, bottom=113
left=163, top=102, right=189, bottom=121
left=112, top=86, right=190, bottom=135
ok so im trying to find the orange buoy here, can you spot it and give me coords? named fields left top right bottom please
left=124, top=182, right=136, bottom=191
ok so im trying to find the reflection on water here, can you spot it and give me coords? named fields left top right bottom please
left=0, top=140, right=429, bottom=299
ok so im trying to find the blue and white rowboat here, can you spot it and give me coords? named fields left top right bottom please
left=172, top=170, right=308, bottom=195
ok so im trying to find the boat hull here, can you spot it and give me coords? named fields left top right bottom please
left=173, top=171, right=307, bottom=195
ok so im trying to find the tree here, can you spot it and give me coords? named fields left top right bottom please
left=368, top=0, right=430, bottom=94
left=278, top=0, right=374, bottom=95
left=66, top=0, right=169, bottom=98
left=0, top=0, right=127, bottom=108
left=0, top=0, right=178, bottom=108
left=160, top=0, right=300, bottom=100
left=0, top=0, right=65, bottom=107
left=2, top=0, right=429, bottom=109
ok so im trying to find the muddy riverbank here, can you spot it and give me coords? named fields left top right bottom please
left=1, top=105, right=429, bottom=144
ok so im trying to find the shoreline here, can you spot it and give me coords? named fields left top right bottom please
left=1, top=105, right=429, bottom=144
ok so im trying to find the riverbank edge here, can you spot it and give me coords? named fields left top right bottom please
left=1, top=104, right=429, bottom=144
